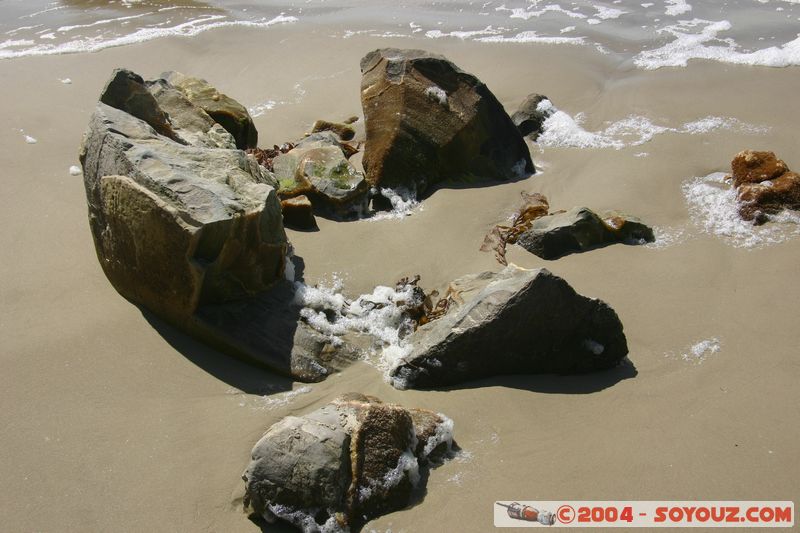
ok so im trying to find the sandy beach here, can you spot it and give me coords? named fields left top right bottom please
left=2, top=2, right=799, bottom=531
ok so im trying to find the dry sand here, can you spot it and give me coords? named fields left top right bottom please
left=1, top=23, right=798, bottom=532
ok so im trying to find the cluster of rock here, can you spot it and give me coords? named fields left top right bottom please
left=243, top=394, right=454, bottom=532
left=730, top=150, right=800, bottom=224
left=78, top=50, right=635, bottom=532
left=482, top=192, right=654, bottom=262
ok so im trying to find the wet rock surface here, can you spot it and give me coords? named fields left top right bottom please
left=511, top=93, right=553, bottom=140
left=242, top=394, right=454, bottom=532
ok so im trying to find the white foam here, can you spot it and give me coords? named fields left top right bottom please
left=477, top=31, right=585, bottom=45
left=536, top=100, right=768, bottom=150
left=68, top=165, right=81, bottom=176
left=24, top=135, right=37, bottom=144
left=59, top=77, right=72, bottom=84
left=259, top=386, right=312, bottom=410
left=496, top=4, right=587, bottom=20
left=682, top=172, right=800, bottom=248
left=247, top=100, right=277, bottom=118
left=668, top=337, right=721, bottom=364
left=366, top=188, right=421, bottom=221
left=634, top=19, right=800, bottom=69
left=644, top=226, right=690, bottom=249
left=425, top=25, right=501, bottom=40
left=293, top=277, right=420, bottom=382
left=594, top=6, right=627, bottom=20
left=665, top=0, right=693, bottom=16
left=0, top=14, right=298, bottom=60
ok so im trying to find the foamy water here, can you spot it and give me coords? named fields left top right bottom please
left=683, top=172, right=800, bottom=248
left=667, top=337, right=722, bottom=364
left=535, top=99, right=769, bottom=150
left=3, top=1, right=800, bottom=70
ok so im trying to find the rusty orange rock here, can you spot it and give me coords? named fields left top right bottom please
left=731, top=150, right=789, bottom=187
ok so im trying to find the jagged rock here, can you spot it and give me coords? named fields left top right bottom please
left=360, top=48, right=533, bottom=196
left=389, top=266, right=628, bottom=389
left=273, top=132, right=369, bottom=216
left=310, top=119, right=356, bottom=141
left=731, top=150, right=789, bottom=188
left=242, top=394, right=454, bottom=532
left=146, top=78, right=237, bottom=149
left=515, top=207, right=654, bottom=260
left=511, top=93, right=553, bottom=139
left=80, top=69, right=364, bottom=382
left=80, top=101, right=286, bottom=319
left=730, top=150, right=800, bottom=223
left=281, top=195, right=317, bottom=230
left=164, top=71, right=258, bottom=149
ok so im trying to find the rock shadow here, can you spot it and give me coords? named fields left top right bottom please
left=140, top=255, right=308, bottom=395
left=419, top=357, right=638, bottom=394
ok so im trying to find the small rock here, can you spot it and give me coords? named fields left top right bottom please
left=310, top=119, right=356, bottom=141
left=516, top=207, right=654, bottom=260
left=280, top=195, right=317, bottom=230
left=511, top=93, right=553, bottom=139
left=729, top=150, right=800, bottom=223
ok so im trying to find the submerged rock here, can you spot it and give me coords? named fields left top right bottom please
left=730, top=150, right=800, bottom=223
left=360, top=48, right=533, bottom=196
left=511, top=93, right=553, bottom=140
left=389, top=265, right=628, bottom=389
left=273, top=132, right=369, bottom=217
left=516, top=207, right=654, bottom=260
left=242, top=394, right=454, bottom=532
left=164, top=71, right=258, bottom=149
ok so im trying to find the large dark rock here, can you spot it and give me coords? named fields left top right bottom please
left=389, top=266, right=628, bottom=389
left=80, top=69, right=357, bottom=381
left=242, top=394, right=454, bottom=532
left=730, top=150, right=800, bottom=223
left=516, top=207, right=654, bottom=260
left=511, top=93, right=553, bottom=140
left=360, top=48, right=533, bottom=196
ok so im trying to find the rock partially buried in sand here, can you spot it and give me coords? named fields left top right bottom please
left=511, top=93, right=554, bottom=140
left=360, top=48, right=533, bottom=196
left=389, top=265, right=628, bottom=389
left=164, top=71, right=258, bottom=149
left=310, top=119, right=356, bottom=141
left=80, top=68, right=359, bottom=382
left=516, top=207, right=655, bottom=260
left=242, top=393, right=454, bottom=532
left=730, top=150, right=800, bottom=224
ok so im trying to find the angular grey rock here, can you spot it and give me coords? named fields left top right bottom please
left=164, top=70, right=258, bottom=149
left=511, top=93, right=553, bottom=140
left=360, top=48, right=533, bottom=196
left=516, top=207, right=655, bottom=260
left=389, top=266, right=628, bottom=389
left=80, top=69, right=359, bottom=382
left=242, top=394, right=454, bottom=532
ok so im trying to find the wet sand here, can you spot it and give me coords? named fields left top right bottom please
left=1, top=23, right=799, bottom=532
